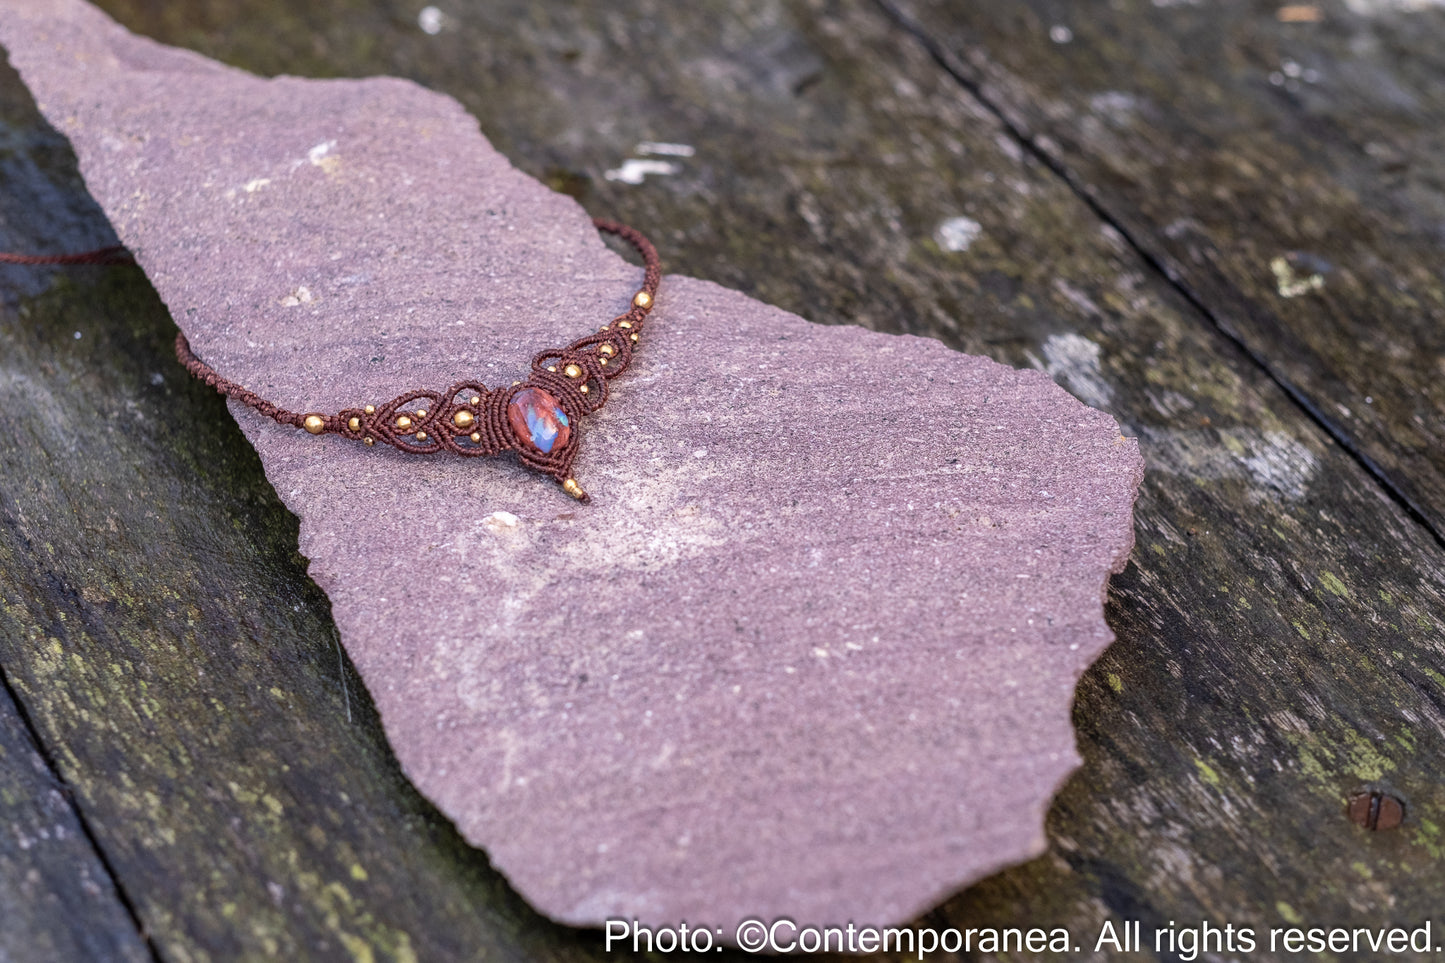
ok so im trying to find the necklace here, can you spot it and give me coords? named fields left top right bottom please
left=13, top=219, right=660, bottom=503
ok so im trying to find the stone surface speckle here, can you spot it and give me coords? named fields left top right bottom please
left=0, top=0, right=1143, bottom=931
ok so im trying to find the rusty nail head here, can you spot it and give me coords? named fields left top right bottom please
left=1348, top=790, right=1404, bottom=831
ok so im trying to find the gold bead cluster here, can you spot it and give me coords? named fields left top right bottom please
left=325, top=394, right=493, bottom=446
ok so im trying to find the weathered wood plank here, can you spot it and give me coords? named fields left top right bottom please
left=5, top=0, right=1445, bottom=955
left=0, top=56, right=615, bottom=961
left=0, top=283, right=638, bottom=963
left=0, top=54, right=156, bottom=963
left=0, top=679, right=153, bottom=963
left=879, top=0, right=1445, bottom=537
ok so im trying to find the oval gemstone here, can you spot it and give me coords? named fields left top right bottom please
left=507, top=387, right=571, bottom=454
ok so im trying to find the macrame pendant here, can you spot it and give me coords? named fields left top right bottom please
left=175, top=220, right=660, bottom=503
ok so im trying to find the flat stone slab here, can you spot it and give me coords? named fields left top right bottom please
left=0, top=0, right=1143, bottom=932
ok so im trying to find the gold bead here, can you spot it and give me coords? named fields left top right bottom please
left=469, top=432, right=481, bottom=443
left=364, top=405, right=375, bottom=414
left=396, top=415, right=412, bottom=429
left=579, top=384, right=589, bottom=394
left=546, top=365, right=556, bottom=372
left=303, top=414, right=326, bottom=434
left=416, top=431, right=428, bottom=441
left=618, top=320, right=632, bottom=329
left=453, top=409, right=475, bottom=429
left=513, top=381, right=522, bottom=387
left=562, top=478, right=586, bottom=500
left=563, top=363, right=583, bottom=379
left=599, top=344, right=616, bottom=357
left=599, top=356, right=609, bottom=367
left=416, top=409, right=428, bottom=418
left=633, top=291, right=652, bottom=309
left=347, top=416, right=361, bottom=431
left=364, top=436, right=374, bottom=446
left=631, top=333, right=639, bottom=342
left=470, top=396, right=481, bottom=405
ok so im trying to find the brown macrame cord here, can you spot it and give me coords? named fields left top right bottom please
left=0, top=245, right=132, bottom=265
left=7, top=219, right=661, bottom=503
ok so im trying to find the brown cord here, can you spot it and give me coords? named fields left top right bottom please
left=13, top=220, right=660, bottom=502
left=0, top=245, right=133, bottom=265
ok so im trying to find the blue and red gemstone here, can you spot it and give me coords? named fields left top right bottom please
left=507, top=387, right=571, bottom=454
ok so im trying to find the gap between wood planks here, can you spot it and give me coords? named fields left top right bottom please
left=871, top=0, right=1445, bottom=554
left=0, top=662, right=163, bottom=961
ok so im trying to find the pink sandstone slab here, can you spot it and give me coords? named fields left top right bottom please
left=0, top=0, right=1144, bottom=932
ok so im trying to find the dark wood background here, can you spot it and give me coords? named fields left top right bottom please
left=2, top=0, right=1443, bottom=959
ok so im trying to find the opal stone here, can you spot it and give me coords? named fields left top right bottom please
left=507, top=387, right=570, bottom=454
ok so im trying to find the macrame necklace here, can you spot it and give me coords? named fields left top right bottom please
left=6, top=218, right=660, bottom=503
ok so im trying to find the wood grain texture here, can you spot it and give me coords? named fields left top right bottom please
left=0, top=681, right=153, bottom=963
left=0, top=52, right=612, bottom=963
left=0, top=0, right=1441, bottom=957
left=879, top=0, right=1445, bottom=537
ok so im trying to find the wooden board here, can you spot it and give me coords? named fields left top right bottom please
left=0, top=0, right=1441, bottom=956
left=879, top=0, right=1445, bottom=536
left=0, top=681, right=152, bottom=963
